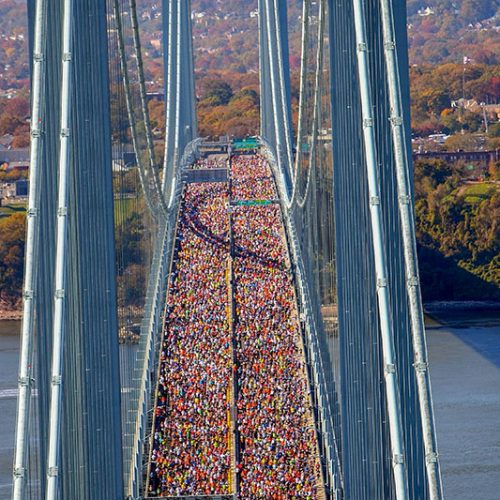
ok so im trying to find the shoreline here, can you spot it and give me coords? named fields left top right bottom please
left=0, top=296, right=22, bottom=321
left=0, top=308, right=22, bottom=321
left=1, top=301, right=498, bottom=326
left=0, top=304, right=145, bottom=322
left=424, top=300, right=500, bottom=312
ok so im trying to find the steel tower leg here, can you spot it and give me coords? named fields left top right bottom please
left=271, top=0, right=294, bottom=183
left=290, top=0, right=311, bottom=195
left=262, top=0, right=285, bottom=177
left=162, top=0, right=177, bottom=197
left=173, top=0, right=182, bottom=181
left=12, top=0, right=46, bottom=496
left=258, top=0, right=274, bottom=145
left=17, top=1, right=124, bottom=498
left=45, top=0, right=73, bottom=496
left=351, top=0, right=409, bottom=497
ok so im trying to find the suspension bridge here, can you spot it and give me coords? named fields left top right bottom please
left=12, top=0, right=443, bottom=498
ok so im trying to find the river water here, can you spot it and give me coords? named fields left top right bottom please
left=1, top=312, right=499, bottom=498
left=0, top=321, right=20, bottom=497
left=425, top=308, right=500, bottom=499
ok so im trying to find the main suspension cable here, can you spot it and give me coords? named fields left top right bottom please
left=289, top=0, right=326, bottom=210
left=287, top=0, right=310, bottom=208
left=127, top=0, right=168, bottom=215
left=112, top=0, right=163, bottom=219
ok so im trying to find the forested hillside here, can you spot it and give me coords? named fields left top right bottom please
left=407, top=0, right=499, bottom=64
left=0, top=0, right=498, bottom=92
left=0, top=1, right=498, bottom=305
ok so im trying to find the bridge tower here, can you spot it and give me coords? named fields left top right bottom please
left=259, top=0, right=443, bottom=498
left=13, top=1, right=123, bottom=498
left=326, top=0, right=442, bottom=497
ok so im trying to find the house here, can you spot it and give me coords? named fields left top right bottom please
left=0, top=134, right=14, bottom=149
left=418, top=6, right=435, bottom=16
left=7, top=162, right=29, bottom=172
left=0, top=148, right=29, bottom=165
left=15, top=179, right=29, bottom=197
left=0, top=181, right=16, bottom=199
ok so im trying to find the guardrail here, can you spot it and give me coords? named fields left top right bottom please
left=259, top=137, right=343, bottom=499
left=141, top=192, right=184, bottom=497
left=124, top=139, right=203, bottom=499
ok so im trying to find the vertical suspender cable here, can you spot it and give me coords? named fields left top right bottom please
left=12, top=0, right=46, bottom=498
left=45, top=0, right=73, bottom=497
left=113, top=0, right=156, bottom=218
left=351, top=0, right=408, bottom=497
left=378, top=1, right=443, bottom=497
left=162, top=0, right=195, bottom=205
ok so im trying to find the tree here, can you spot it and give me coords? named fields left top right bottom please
left=115, top=211, right=147, bottom=270
left=117, top=264, right=146, bottom=306
left=200, top=79, right=233, bottom=106
left=444, top=133, right=481, bottom=151
left=488, top=161, right=500, bottom=181
left=459, top=0, right=496, bottom=21
left=0, top=114, right=23, bottom=136
left=413, top=154, right=500, bottom=300
left=114, top=169, right=139, bottom=194
left=148, top=98, right=165, bottom=131
left=440, top=109, right=461, bottom=134
left=488, top=122, right=500, bottom=138
left=232, top=88, right=259, bottom=106
left=3, top=96, right=29, bottom=117
left=0, top=213, right=25, bottom=302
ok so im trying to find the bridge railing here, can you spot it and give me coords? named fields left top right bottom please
left=122, top=139, right=202, bottom=499
left=259, top=138, right=343, bottom=498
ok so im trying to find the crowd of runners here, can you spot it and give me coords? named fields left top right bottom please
left=231, top=155, right=320, bottom=498
left=147, top=182, right=232, bottom=497
left=231, top=154, right=278, bottom=200
left=147, top=153, right=320, bottom=498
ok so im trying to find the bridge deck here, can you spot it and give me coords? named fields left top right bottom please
left=146, top=153, right=324, bottom=498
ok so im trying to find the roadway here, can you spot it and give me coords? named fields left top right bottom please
left=145, top=152, right=325, bottom=498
